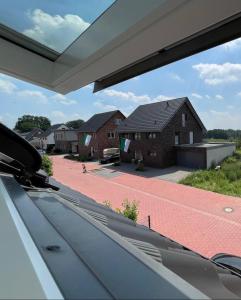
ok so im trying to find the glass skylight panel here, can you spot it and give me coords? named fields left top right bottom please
left=0, top=0, right=115, bottom=53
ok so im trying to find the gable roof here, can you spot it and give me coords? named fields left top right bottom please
left=40, top=124, right=67, bottom=138
left=79, top=110, right=123, bottom=133
left=118, top=97, right=206, bottom=133
left=24, top=128, right=43, bottom=141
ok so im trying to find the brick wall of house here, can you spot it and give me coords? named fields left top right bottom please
left=78, top=111, right=125, bottom=159
left=120, top=103, right=204, bottom=168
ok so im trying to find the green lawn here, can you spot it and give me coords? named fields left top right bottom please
left=179, top=150, right=241, bottom=198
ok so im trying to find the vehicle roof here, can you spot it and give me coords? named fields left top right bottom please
left=4, top=175, right=240, bottom=299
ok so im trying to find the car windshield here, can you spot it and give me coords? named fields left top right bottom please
left=0, top=2, right=241, bottom=299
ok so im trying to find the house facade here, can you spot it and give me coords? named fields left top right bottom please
left=40, top=124, right=68, bottom=151
left=55, top=129, right=79, bottom=153
left=118, top=98, right=206, bottom=168
left=78, top=110, right=125, bottom=159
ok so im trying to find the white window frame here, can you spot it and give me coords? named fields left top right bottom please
left=134, top=132, right=141, bottom=140
left=189, top=131, right=194, bottom=144
left=108, top=132, right=115, bottom=139
left=175, top=134, right=179, bottom=145
left=182, top=113, right=186, bottom=127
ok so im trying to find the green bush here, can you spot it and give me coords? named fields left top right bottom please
left=42, top=155, right=53, bottom=176
left=121, top=199, right=139, bottom=222
left=102, top=199, right=139, bottom=222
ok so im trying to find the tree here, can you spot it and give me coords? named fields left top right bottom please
left=14, top=115, right=51, bottom=132
left=66, top=119, right=84, bottom=129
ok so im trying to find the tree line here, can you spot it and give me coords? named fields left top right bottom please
left=14, top=115, right=84, bottom=132
left=206, top=129, right=241, bottom=140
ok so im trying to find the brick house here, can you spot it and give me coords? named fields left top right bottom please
left=78, top=110, right=125, bottom=159
left=118, top=97, right=206, bottom=168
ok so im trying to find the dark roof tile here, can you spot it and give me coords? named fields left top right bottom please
left=79, top=110, right=122, bottom=133
left=118, top=97, right=206, bottom=133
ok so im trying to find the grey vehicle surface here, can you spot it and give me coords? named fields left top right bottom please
left=1, top=121, right=241, bottom=299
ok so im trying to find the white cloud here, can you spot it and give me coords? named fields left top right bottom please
left=23, top=9, right=90, bottom=52
left=200, top=110, right=241, bottom=129
left=0, top=78, right=17, bottom=94
left=94, top=101, right=118, bottom=111
left=50, top=111, right=85, bottom=124
left=205, top=94, right=211, bottom=99
left=222, top=37, right=241, bottom=51
left=215, top=94, right=224, bottom=100
left=51, top=93, right=77, bottom=105
left=17, top=89, right=48, bottom=104
left=191, top=93, right=203, bottom=99
left=131, top=76, right=140, bottom=81
left=193, top=63, right=241, bottom=85
left=169, top=73, right=184, bottom=82
left=102, top=89, right=173, bottom=104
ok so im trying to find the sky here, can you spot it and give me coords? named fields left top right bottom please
left=1, top=1, right=241, bottom=130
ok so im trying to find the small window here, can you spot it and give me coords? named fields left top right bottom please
left=107, top=132, right=115, bottom=139
left=189, top=131, right=194, bottom=144
left=148, top=151, right=157, bottom=157
left=147, top=132, right=157, bottom=139
left=182, top=113, right=187, bottom=127
left=175, top=133, right=180, bottom=145
left=134, top=132, right=141, bottom=140
left=115, top=118, right=122, bottom=125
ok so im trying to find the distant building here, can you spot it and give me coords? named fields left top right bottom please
left=40, top=124, right=68, bottom=151
left=19, top=128, right=43, bottom=149
left=118, top=98, right=207, bottom=168
left=78, top=110, right=125, bottom=159
left=55, top=129, right=79, bottom=153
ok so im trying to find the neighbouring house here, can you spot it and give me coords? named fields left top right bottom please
left=19, top=128, right=43, bottom=149
left=118, top=97, right=207, bottom=168
left=78, top=110, right=125, bottom=159
left=40, top=124, right=68, bottom=151
left=55, top=129, right=79, bottom=153
left=118, top=97, right=236, bottom=169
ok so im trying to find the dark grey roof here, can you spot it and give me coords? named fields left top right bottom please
left=79, top=110, right=122, bottom=133
left=40, top=124, right=66, bottom=138
left=24, top=128, right=43, bottom=141
left=3, top=175, right=241, bottom=299
left=118, top=97, right=206, bottom=133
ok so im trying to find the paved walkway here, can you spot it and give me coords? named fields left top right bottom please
left=52, top=156, right=241, bottom=258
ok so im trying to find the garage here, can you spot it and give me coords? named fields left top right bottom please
left=176, top=143, right=236, bottom=169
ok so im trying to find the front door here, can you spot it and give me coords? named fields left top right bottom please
left=135, top=150, right=143, bottom=160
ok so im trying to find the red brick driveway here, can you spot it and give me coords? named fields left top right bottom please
left=52, top=155, right=241, bottom=258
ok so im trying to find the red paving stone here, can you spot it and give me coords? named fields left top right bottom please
left=52, top=155, right=241, bottom=258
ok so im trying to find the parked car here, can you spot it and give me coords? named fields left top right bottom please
left=100, top=148, right=120, bottom=164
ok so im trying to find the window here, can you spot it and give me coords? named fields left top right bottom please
left=115, top=118, right=122, bottom=125
left=107, top=132, right=115, bottom=139
left=175, top=132, right=180, bottom=145
left=148, top=151, right=157, bottom=157
left=182, top=113, right=187, bottom=127
left=189, top=131, right=194, bottom=144
left=134, top=132, right=141, bottom=140
left=147, top=132, right=156, bottom=139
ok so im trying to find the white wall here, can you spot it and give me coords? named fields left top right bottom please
left=206, top=144, right=236, bottom=168
left=47, top=125, right=68, bottom=146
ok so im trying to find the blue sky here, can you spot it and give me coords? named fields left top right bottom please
left=1, top=2, right=241, bottom=130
